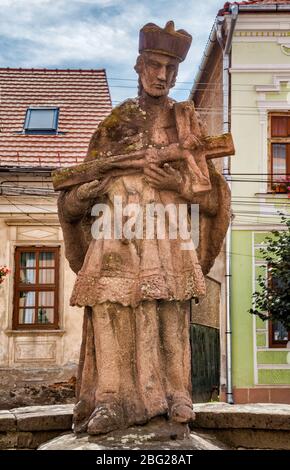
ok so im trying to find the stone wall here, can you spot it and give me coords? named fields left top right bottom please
left=0, top=404, right=73, bottom=449
left=191, top=403, right=290, bottom=450
left=1, top=403, right=290, bottom=450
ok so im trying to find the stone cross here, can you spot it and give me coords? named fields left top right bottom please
left=52, top=132, right=234, bottom=191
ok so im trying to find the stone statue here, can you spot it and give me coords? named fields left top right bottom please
left=54, top=21, right=233, bottom=436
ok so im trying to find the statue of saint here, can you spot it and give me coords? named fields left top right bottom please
left=56, top=21, right=232, bottom=435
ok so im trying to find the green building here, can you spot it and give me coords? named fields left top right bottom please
left=191, top=0, right=290, bottom=403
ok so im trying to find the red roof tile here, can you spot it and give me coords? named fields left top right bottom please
left=0, top=68, right=112, bottom=168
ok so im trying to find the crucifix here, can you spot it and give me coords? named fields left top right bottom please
left=52, top=130, right=234, bottom=192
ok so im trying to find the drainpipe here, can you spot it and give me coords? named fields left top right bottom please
left=216, top=3, right=238, bottom=405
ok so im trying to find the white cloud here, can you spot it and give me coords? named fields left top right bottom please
left=0, top=0, right=222, bottom=102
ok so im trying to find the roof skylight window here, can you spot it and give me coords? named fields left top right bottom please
left=24, top=107, right=59, bottom=134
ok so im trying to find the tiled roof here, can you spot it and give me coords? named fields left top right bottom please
left=220, top=0, right=290, bottom=15
left=236, top=0, right=290, bottom=3
left=0, top=68, right=112, bottom=168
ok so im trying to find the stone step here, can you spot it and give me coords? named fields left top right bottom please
left=0, top=404, right=73, bottom=449
left=8, top=404, right=74, bottom=432
left=1, top=403, right=290, bottom=450
left=192, top=403, right=290, bottom=430
left=192, top=403, right=290, bottom=450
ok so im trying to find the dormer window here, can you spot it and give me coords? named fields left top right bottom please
left=24, top=107, right=59, bottom=134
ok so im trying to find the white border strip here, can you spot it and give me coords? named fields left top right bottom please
left=258, top=364, right=290, bottom=370
left=231, top=65, right=290, bottom=73
left=252, top=231, right=258, bottom=385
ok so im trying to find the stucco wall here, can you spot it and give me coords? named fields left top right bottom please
left=0, top=175, right=83, bottom=407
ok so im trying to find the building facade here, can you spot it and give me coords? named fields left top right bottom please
left=0, top=68, right=111, bottom=407
left=192, top=0, right=290, bottom=403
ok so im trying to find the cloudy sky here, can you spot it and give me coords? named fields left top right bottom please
left=0, top=0, right=223, bottom=104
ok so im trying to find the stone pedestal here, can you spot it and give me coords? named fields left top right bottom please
left=38, top=417, right=228, bottom=450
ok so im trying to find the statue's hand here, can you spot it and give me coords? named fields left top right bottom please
left=145, top=147, right=159, bottom=165
left=77, top=177, right=110, bottom=201
left=144, top=163, right=183, bottom=192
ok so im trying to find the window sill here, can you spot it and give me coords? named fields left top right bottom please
left=254, top=193, right=289, bottom=199
left=5, top=329, right=65, bottom=336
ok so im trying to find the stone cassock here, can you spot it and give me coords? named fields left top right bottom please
left=57, top=21, right=231, bottom=435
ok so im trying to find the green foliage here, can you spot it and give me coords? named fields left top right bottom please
left=249, top=215, right=290, bottom=330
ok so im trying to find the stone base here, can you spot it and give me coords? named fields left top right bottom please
left=192, top=403, right=290, bottom=450
left=0, top=404, right=74, bottom=450
left=38, top=417, right=229, bottom=450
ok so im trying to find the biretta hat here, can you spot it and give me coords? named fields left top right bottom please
left=139, top=21, right=192, bottom=62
